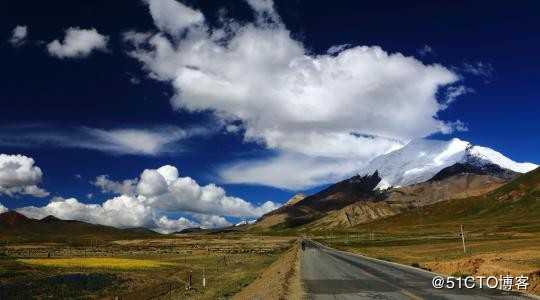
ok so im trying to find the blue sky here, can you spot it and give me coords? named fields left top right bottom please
left=0, top=0, right=539, bottom=232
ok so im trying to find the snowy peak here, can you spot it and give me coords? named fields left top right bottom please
left=464, top=146, right=538, bottom=173
left=360, top=138, right=538, bottom=188
left=235, top=219, right=256, bottom=226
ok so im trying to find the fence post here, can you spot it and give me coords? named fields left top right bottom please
left=203, top=266, right=206, bottom=288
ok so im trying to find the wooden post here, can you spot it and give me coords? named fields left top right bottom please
left=203, top=266, right=206, bottom=288
left=188, top=271, right=192, bottom=290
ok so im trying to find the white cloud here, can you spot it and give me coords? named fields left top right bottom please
left=245, top=0, right=280, bottom=23
left=192, top=213, right=232, bottom=228
left=0, top=125, right=203, bottom=156
left=47, top=27, right=109, bottom=58
left=139, top=165, right=279, bottom=216
left=18, top=196, right=154, bottom=228
left=0, top=203, right=7, bottom=213
left=145, top=0, right=204, bottom=35
left=0, top=154, right=49, bottom=197
left=153, top=213, right=232, bottom=234
left=17, top=165, right=277, bottom=233
left=327, top=44, right=351, bottom=55
left=83, top=127, right=187, bottom=155
left=9, top=25, right=28, bottom=47
left=93, top=175, right=138, bottom=195
left=418, top=44, right=434, bottom=57
left=127, top=0, right=465, bottom=189
left=443, top=85, right=474, bottom=108
left=220, top=141, right=403, bottom=190
left=153, top=215, right=198, bottom=233
left=462, top=62, right=494, bottom=81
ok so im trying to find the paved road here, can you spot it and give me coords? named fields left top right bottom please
left=301, top=240, right=532, bottom=300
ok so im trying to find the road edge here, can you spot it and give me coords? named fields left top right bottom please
left=233, top=241, right=304, bottom=300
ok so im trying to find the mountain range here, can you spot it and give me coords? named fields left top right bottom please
left=254, top=138, right=538, bottom=231
left=0, top=211, right=158, bottom=244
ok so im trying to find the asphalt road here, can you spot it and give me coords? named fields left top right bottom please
left=301, top=240, right=532, bottom=300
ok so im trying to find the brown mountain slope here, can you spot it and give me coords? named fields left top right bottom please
left=376, top=168, right=540, bottom=226
left=305, top=173, right=507, bottom=230
left=367, top=167, right=540, bottom=229
left=0, top=211, right=159, bottom=244
left=284, top=193, right=306, bottom=206
left=253, top=172, right=383, bottom=230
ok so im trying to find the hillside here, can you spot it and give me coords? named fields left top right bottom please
left=0, top=211, right=159, bottom=244
left=253, top=172, right=383, bottom=230
left=255, top=163, right=513, bottom=231
left=304, top=172, right=507, bottom=230
left=367, top=167, right=540, bottom=230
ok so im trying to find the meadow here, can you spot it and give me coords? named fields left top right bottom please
left=0, top=234, right=294, bottom=299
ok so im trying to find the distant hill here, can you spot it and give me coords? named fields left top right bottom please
left=174, top=227, right=205, bottom=234
left=0, top=211, right=159, bottom=244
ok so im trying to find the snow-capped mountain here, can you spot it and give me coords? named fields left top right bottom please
left=359, top=138, right=538, bottom=189
left=235, top=219, right=256, bottom=226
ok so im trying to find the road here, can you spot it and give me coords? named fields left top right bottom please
left=301, top=240, right=532, bottom=300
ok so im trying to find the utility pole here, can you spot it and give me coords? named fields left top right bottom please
left=460, top=225, right=466, bottom=254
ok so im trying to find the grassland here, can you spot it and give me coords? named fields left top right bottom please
left=0, top=234, right=295, bottom=299
left=18, top=258, right=175, bottom=270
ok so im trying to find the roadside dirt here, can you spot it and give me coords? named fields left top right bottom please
left=233, top=242, right=304, bottom=300
left=424, top=250, right=540, bottom=295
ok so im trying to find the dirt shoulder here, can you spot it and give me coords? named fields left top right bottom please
left=233, top=242, right=304, bottom=300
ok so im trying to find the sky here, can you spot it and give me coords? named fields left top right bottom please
left=1, top=0, right=539, bottom=232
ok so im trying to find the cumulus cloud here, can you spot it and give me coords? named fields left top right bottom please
left=145, top=0, right=204, bottom=35
left=192, top=213, right=232, bottom=228
left=18, top=196, right=154, bottom=228
left=153, top=215, right=198, bottom=233
left=137, top=165, right=279, bottom=216
left=47, top=27, right=109, bottom=58
left=0, top=203, right=7, bottom=213
left=93, top=175, right=138, bottom=195
left=9, top=25, right=28, bottom=47
left=17, top=165, right=277, bottom=233
left=126, top=0, right=466, bottom=189
left=0, top=125, right=203, bottom=156
left=0, top=154, right=49, bottom=197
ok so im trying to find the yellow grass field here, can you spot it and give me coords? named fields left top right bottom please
left=18, top=258, right=175, bottom=270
